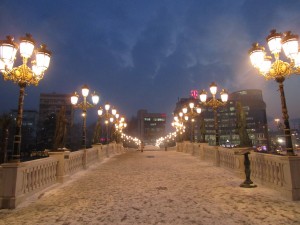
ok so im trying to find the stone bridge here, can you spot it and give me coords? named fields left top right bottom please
left=0, top=143, right=300, bottom=224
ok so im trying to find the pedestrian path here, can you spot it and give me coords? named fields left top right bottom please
left=1, top=147, right=300, bottom=225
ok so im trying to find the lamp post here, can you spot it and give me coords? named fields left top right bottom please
left=71, top=85, right=99, bottom=149
left=200, top=82, right=228, bottom=146
left=181, top=102, right=201, bottom=142
left=249, top=29, right=300, bottom=156
left=0, top=34, right=51, bottom=162
left=98, top=103, right=122, bottom=144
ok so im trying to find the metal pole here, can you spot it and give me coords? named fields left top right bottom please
left=277, top=78, right=294, bottom=155
left=106, top=124, right=109, bottom=144
left=12, top=84, right=26, bottom=162
left=213, top=107, right=219, bottom=146
left=82, top=96, right=87, bottom=149
left=82, top=111, right=87, bottom=149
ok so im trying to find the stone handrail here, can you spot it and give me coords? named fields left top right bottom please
left=176, top=141, right=300, bottom=200
left=0, top=157, right=59, bottom=209
left=22, top=158, right=58, bottom=195
left=0, top=143, right=125, bottom=209
left=67, top=150, right=85, bottom=174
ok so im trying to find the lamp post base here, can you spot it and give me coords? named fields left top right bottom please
left=240, top=180, right=257, bottom=188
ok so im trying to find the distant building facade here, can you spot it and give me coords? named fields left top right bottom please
left=137, top=110, right=166, bottom=144
left=9, top=109, right=39, bottom=155
left=174, top=89, right=269, bottom=148
left=37, top=93, right=73, bottom=150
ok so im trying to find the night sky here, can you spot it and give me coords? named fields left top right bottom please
left=1, top=0, right=300, bottom=129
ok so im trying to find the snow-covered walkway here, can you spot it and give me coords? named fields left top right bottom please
left=1, top=148, right=300, bottom=225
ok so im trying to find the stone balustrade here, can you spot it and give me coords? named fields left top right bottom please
left=176, top=141, right=300, bottom=200
left=0, top=143, right=125, bottom=209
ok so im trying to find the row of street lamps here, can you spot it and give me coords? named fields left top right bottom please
left=173, top=82, right=228, bottom=146
left=1, top=28, right=300, bottom=160
left=71, top=85, right=127, bottom=149
left=0, top=33, right=129, bottom=162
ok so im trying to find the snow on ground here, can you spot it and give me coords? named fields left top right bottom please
left=1, top=147, right=300, bottom=225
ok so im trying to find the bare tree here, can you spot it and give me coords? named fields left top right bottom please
left=0, top=114, right=12, bottom=163
left=236, top=102, right=252, bottom=147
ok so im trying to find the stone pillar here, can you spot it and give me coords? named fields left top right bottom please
left=48, top=150, right=70, bottom=183
left=214, top=147, right=220, bottom=167
left=0, top=163, right=25, bottom=209
left=199, top=143, right=207, bottom=160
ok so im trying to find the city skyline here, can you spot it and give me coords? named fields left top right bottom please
left=0, top=0, right=300, bottom=126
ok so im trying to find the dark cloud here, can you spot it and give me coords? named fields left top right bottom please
left=1, top=0, right=300, bottom=129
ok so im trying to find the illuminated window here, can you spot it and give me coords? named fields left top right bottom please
left=144, top=118, right=151, bottom=121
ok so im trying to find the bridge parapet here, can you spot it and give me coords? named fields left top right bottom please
left=176, top=141, right=300, bottom=201
left=0, top=143, right=125, bottom=209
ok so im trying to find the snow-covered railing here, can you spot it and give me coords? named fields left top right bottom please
left=67, top=150, right=84, bottom=174
left=176, top=141, right=300, bottom=200
left=0, top=157, right=58, bottom=209
left=0, top=143, right=125, bottom=209
left=22, top=158, right=58, bottom=195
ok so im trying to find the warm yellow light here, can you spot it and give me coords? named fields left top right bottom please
left=259, top=56, right=272, bottom=74
left=112, top=108, right=117, bottom=115
left=19, top=34, right=35, bottom=58
left=0, top=36, right=18, bottom=69
left=105, top=103, right=110, bottom=111
left=220, top=89, right=228, bottom=103
left=267, top=29, right=282, bottom=54
left=98, top=107, right=103, bottom=116
left=92, top=92, right=99, bottom=105
left=209, top=82, right=217, bottom=95
left=199, top=90, right=207, bottom=103
left=35, top=44, right=51, bottom=71
left=189, top=102, right=194, bottom=109
left=71, top=92, right=79, bottom=105
left=282, top=31, right=299, bottom=59
left=81, top=85, right=89, bottom=97
left=182, top=107, right=188, bottom=114
left=249, top=43, right=265, bottom=68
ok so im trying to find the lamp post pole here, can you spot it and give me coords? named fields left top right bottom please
left=213, top=107, right=219, bottom=146
left=277, top=77, right=293, bottom=153
left=0, top=34, right=51, bottom=162
left=249, top=29, right=300, bottom=155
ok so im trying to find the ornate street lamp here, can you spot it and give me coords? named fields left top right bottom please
left=181, top=102, right=201, bottom=142
left=0, top=34, right=51, bottom=162
left=71, top=85, right=99, bottom=149
left=200, top=82, right=228, bottom=146
left=249, top=29, right=300, bottom=155
left=98, top=103, right=123, bottom=144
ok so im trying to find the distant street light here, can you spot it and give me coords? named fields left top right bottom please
left=0, top=34, right=51, bottom=162
left=71, top=85, right=99, bottom=149
left=200, top=82, right=228, bottom=146
left=249, top=29, right=300, bottom=155
left=181, top=102, right=201, bottom=142
left=98, top=103, right=125, bottom=144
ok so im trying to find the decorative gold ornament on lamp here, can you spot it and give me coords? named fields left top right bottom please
left=0, top=33, right=51, bottom=162
left=249, top=29, right=300, bottom=155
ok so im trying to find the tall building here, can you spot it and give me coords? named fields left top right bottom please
left=38, top=93, right=73, bottom=150
left=174, top=89, right=269, bottom=148
left=9, top=109, right=39, bottom=155
left=137, top=110, right=166, bottom=144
